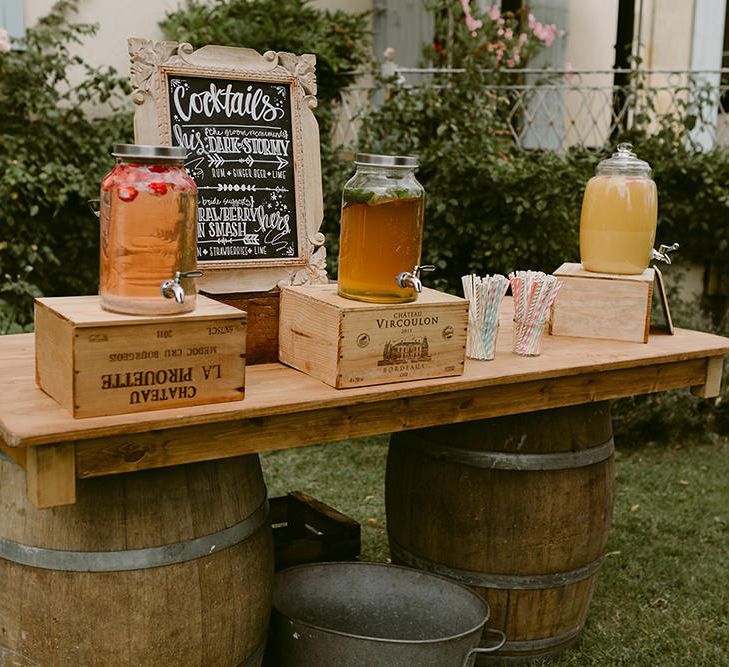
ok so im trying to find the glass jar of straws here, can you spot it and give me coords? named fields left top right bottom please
left=509, top=271, right=562, bottom=356
left=461, top=274, right=509, bottom=360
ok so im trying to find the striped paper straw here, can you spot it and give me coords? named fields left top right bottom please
left=461, top=273, right=510, bottom=361
left=508, top=271, right=562, bottom=356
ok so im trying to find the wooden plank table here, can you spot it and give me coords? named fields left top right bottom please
left=1, top=313, right=728, bottom=508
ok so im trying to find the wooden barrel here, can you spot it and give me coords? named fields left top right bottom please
left=386, top=402, right=614, bottom=662
left=0, top=453, right=273, bottom=667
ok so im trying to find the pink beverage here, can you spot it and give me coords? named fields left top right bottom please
left=99, top=145, right=198, bottom=315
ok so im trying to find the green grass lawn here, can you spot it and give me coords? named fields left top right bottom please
left=261, top=433, right=729, bottom=666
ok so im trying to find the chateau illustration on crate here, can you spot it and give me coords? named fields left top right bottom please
left=378, top=337, right=431, bottom=367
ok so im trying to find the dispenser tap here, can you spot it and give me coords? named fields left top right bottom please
left=651, top=242, right=680, bottom=265
left=396, top=265, right=435, bottom=293
left=160, top=270, right=203, bottom=304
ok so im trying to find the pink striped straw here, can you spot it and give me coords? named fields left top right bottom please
left=509, top=271, right=562, bottom=356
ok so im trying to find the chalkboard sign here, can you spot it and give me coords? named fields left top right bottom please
left=168, top=75, right=299, bottom=263
left=129, top=40, right=327, bottom=293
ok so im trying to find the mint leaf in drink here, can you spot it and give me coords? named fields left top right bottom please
left=344, top=187, right=421, bottom=206
left=392, top=188, right=417, bottom=200
left=367, top=188, right=420, bottom=205
left=343, top=188, right=374, bottom=205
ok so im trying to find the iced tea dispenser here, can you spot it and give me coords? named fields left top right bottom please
left=338, top=153, right=431, bottom=303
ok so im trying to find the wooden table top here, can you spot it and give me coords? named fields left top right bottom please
left=1, top=317, right=727, bottom=508
left=3, top=323, right=728, bottom=449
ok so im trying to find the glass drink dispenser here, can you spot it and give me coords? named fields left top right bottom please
left=337, top=153, right=431, bottom=303
left=579, top=143, right=659, bottom=275
left=99, top=144, right=200, bottom=315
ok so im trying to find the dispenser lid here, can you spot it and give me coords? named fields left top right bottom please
left=596, top=143, right=651, bottom=177
left=111, top=144, right=188, bottom=161
left=354, top=153, right=418, bottom=168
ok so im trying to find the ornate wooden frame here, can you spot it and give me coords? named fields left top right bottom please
left=128, top=39, right=327, bottom=293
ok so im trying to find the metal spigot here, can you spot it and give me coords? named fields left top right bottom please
left=87, top=199, right=100, bottom=219
left=651, top=242, right=680, bottom=265
left=160, top=270, right=203, bottom=304
left=396, top=265, right=435, bottom=293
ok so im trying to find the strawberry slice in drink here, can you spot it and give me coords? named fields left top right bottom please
left=118, top=185, right=138, bottom=202
left=149, top=182, right=168, bottom=196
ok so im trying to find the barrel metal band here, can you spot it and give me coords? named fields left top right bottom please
left=497, top=625, right=583, bottom=652
left=477, top=625, right=583, bottom=663
left=396, top=436, right=615, bottom=471
left=390, top=538, right=604, bottom=590
left=0, top=499, right=269, bottom=573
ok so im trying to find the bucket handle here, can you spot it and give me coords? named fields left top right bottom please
left=462, top=629, right=507, bottom=667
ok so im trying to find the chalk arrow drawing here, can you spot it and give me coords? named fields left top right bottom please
left=257, top=156, right=289, bottom=170
left=206, top=155, right=289, bottom=170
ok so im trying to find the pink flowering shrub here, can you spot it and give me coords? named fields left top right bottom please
left=0, top=29, right=10, bottom=53
left=429, top=1, right=563, bottom=71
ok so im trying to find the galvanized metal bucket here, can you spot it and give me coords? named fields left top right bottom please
left=270, top=561, right=505, bottom=667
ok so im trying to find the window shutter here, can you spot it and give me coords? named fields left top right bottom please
left=1, top=0, right=26, bottom=42
left=521, top=0, right=570, bottom=150
left=373, top=0, right=434, bottom=69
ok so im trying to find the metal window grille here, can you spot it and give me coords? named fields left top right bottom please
left=333, top=67, right=729, bottom=152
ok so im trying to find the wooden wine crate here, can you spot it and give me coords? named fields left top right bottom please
left=35, top=295, right=246, bottom=418
left=550, top=263, right=654, bottom=344
left=207, top=289, right=280, bottom=365
left=279, top=285, right=468, bottom=389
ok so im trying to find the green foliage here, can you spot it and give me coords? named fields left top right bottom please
left=0, top=1, right=132, bottom=332
left=616, top=71, right=729, bottom=275
left=342, top=64, right=729, bottom=298
left=159, top=0, right=371, bottom=135
left=642, top=145, right=729, bottom=268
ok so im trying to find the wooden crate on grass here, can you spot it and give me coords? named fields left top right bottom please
left=270, top=491, right=361, bottom=570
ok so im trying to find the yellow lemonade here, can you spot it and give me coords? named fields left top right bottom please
left=579, top=174, right=657, bottom=274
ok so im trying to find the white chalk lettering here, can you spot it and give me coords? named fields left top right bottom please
left=173, top=82, right=284, bottom=123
